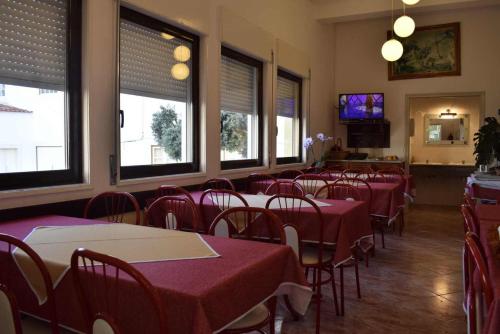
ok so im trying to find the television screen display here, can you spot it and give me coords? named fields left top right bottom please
left=339, top=93, right=384, bottom=121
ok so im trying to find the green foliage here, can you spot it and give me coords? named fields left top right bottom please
left=151, top=106, right=182, bottom=161
left=473, top=117, right=500, bottom=167
left=220, top=111, right=247, bottom=156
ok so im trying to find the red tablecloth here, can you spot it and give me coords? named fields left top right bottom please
left=475, top=205, right=500, bottom=334
left=0, top=216, right=311, bottom=334
left=193, top=191, right=373, bottom=266
left=470, top=183, right=500, bottom=202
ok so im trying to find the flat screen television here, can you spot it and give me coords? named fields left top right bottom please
left=339, top=93, right=384, bottom=122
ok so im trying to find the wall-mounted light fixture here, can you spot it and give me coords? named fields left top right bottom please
left=440, top=109, right=457, bottom=118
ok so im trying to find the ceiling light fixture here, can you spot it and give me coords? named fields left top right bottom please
left=171, top=63, right=190, bottom=80
left=402, top=0, right=420, bottom=5
left=381, top=0, right=404, bottom=62
left=173, top=45, right=191, bottom=62
left=394, top=3, right=415, bottom=38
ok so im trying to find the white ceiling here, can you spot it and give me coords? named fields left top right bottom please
left=311, top=0, right=500, bottom=22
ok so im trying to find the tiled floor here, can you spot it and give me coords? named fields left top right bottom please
left=276, top=204, right=467, bottom=333
left=22, top=205, right=466, bottom=334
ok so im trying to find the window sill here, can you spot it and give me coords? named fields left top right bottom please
left=117, top=171, right=207, bottom=187
left=219, top=165, right=270, bottom=176
left=0, top=183, right=94, bottom=200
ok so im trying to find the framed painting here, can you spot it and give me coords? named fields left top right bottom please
left=388, top=22, right=461, bottom=80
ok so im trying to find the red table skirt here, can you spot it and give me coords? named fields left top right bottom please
left=0, top=216, right=311, bottom=334
left=475, top=205, right=500, bottom=334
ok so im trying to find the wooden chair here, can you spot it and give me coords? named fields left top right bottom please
left=293, top=174, right=328, bottom=198
left=199, top=189, right=249, bottom=234
left=84, top=192, right=141, bottom=225
left=314, top=183, right=361, bottom=201
left=264, top=180, right=305, bottom=197
left=199, top=178, right=235, bottom=191
left=71, top=249, right=167, bottom=334
left=265, top=195, right=338, bottom=333
left=247, top=173, right=276, bottom=194
left=155, top=185, right=195, bottom=203
left=145, top=196, right=201, bottom=232
left=278, top=169, right=303, bottom=179
left=303, top=166, right=326, bottom=174
left=0, top=234, right=59, bottom=334
left=0, top=284, right=22, bottom=334
left=464, top=232, right=493, bottom=334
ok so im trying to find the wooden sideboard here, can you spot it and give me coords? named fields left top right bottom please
left=325, top=159, right=405, bottom=171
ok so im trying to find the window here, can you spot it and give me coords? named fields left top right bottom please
left=119, top=8, right=199, bottom=179
left=0, top=0, right=82, bottom=190
left=220, top=47, right=263, bottom=169
left=276, top=69, right=302, bottom=164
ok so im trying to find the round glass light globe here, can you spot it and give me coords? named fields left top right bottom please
left=171, top=63, right=190, bottom=80
left=173, top=45, right=191, bottom=62
left=402, top=0, right=420, bottom=5
left=381, top=39, right=404, bottom=62
left=394, top=15, right=415, bottom=38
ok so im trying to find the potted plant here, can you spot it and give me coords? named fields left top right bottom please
left=304, top=133, right=334, bottom=168
left=473, top=117, right=500, bottom=174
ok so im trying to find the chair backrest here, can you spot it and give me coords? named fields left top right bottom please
left=199, top=178, right=235, bottom=191
left=278, top=169, right=303, bottom=179
left=0, top=234, right=59, bottom=334
left=264, top=180, right=305, bottom=197
left=314, top=183, right=361, bottom=201
left=461, top=204, right=478, bottom=234
left=71, top=249, right=167, bottom=334
left=336, top=178, right=372, bottom=212
left=209, top=207, right=285, bottom=243
left=294, top=174, right=328, bottom=198
left=464, top=193, right=476, bottom=210
left=368, top=172, right=388, bottom=183
left=265, top=194, right=325, bottom=267
left=0, top=284, right=23, bottom=334
left=84, top=192, right=141, bottom=225
left=199, top=189, right=249, bottom=233
left=303, top=166, right=326, bottom=174
left=464, top=232, right=493, bottom=308
left=155, top=185, right=194, bottom=204
left=145, top=196, right=200, bottom=232
left=247, top=173, right=277, bottom=194
left=319, top=170, right=343, bottom=181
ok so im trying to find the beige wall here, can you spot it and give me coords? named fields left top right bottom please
left=333, top=6, right=500, bottom=161
left=409, top=95, right=481, bottom=164
left=0, top=0, right=336, bottom=210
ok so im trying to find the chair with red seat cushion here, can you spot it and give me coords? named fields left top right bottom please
left=464, top=232, right=494, bottom=334
left=145, top=196, right=201, bottom=232
left=0, top=233, right=59, bottom=334
left=264, top=180, right=305, bottom=197
left=155, top=185, right=195, bottom=203
left=71, top=249, right=167, bottom=334
left=247, top=173, right=276, bottom=194
left=199, top=178, right=235, bottom=191
left=84, top=192, right=141, bottom=225
left=265, top=195, right=338, bottom=333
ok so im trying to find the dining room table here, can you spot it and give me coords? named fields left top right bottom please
left=474, top=204, right=500, bottom=334
left=192, top=191, right=373, bottom=267
left=0, top=215, right=312, bottom=334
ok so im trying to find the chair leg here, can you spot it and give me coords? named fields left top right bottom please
left=329, top=265, right=340, bottom=316
left=312, top=268, right=317, bottom=292
left=380, top=225, right=386, bottom=248
left=305, top=267, right=310, bottom=280
left=267, top=296, right=277, bottom=334
left=340, top=265, right=344, bottom=316
left=354, top=259, right=361, bottom=299
left=315, top=267, right=322, bottom=334
left=399, top=211, right=405, bottom=236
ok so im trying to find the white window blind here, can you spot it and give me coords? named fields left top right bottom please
left=120, top=19, right=190, bottom=102
left=0, top=0, right=67, bottom=90
left=220, top=55, right=256, bottom=115
left=277, top=76, right=299, bottom=118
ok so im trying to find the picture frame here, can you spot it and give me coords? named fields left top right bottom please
left=388, top=22, right=461, bottom=80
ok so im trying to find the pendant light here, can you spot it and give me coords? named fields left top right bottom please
left=381, top=0, right=404, bottom=62
left=402, top=0, right=420, bottom=5
left=394, top=3, right=415, bottom=38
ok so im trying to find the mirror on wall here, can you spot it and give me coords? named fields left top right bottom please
left=424, top=114, right=470, bottom=145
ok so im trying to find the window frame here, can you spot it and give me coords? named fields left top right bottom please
left=220, top=46, right=264, bottom=170
left=276, top=68, right=303, bottom=165
left=118, top=7, right=200, bottom=180
left=0, top=0, right=83, bottom=191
